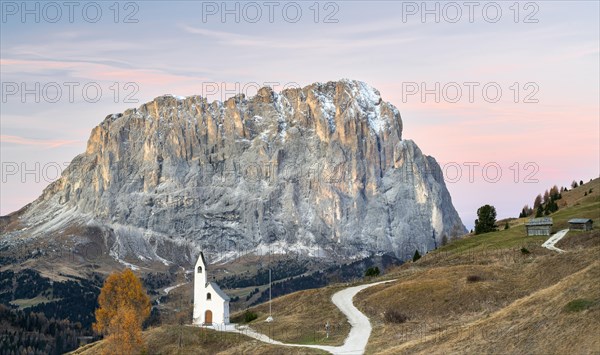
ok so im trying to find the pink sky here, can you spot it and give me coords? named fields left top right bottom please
left=1, top=1, right=599, bottom=229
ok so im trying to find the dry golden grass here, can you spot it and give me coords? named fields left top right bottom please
left=556, top=230, right=600, bottom=250
left=559, top=178, right=599, bottom=208
left=355, top=238, right=599, bottom=354
left=69, top=325, right=326, bottom=355
left=378, top=261, right=600, bottom=355
left=232, top=284, right=352, bottom=346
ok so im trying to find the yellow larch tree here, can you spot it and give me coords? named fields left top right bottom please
left=94, top=268, right=151, bottom=355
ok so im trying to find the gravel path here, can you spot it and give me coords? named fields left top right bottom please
left=542, top=229, right=569, bottom=253
left=216, top=279, right=395, bottom=354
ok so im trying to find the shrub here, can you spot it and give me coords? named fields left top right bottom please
left=243, top=310, right=258, bottom=323
left=412, top=250, right=421, bottom=262
left=365, top=267, right=380, bottom=277
left=520, top=247, right=530, bottom=255
left=564, top=299, right=595, bottom=312
left=466, top=275, right=483, bottom=283
left=441, top=234, right=448, bottom=246
left=384, top=309, right=409, bottom=324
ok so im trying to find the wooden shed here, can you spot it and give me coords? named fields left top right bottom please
left=568, top=218, right=593, bottom=231
left=525, top=217, right=553, bottom=236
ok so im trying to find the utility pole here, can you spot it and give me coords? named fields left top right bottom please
left=269, top=268, right=271, bottom=317
left=266, top=268, right=273, bottom=322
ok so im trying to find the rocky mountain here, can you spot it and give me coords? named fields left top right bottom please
left=1, top=79, right=466, bottom=268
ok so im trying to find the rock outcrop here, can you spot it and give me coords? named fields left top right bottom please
left=1, top=79, right=466, bottom=266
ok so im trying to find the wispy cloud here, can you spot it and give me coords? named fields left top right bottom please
left=178, top=24, right=417, bottom=50
left=1, top=135, right=81, bottom=148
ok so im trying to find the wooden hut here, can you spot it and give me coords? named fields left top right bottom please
left=568, top=218, right=593, bottom=231
left=525, top=217, right=553, bottom=236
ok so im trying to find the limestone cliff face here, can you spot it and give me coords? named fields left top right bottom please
left=6, top=80, right=466, bottom=265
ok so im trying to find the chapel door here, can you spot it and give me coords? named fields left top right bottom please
left=205, top=310, right=213, bottom=324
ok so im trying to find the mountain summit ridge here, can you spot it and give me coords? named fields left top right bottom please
left=1, top=79, right=466, bottom=266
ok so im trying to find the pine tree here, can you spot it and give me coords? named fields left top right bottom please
left=535, top=204, right=544, bottom=217
left=519, top=205, right=533, bottom=218
left=474, top=205, right=497, bottom=235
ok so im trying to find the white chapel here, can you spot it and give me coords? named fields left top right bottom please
left=192, top=252, right=230, bottom=326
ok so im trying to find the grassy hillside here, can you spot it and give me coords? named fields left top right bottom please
left=231, top=285, right=352, bottom=346
left=377, top=261, right=599, bottom=354
left=353, top=178, right=600, bottom=354
left=439, top=178, right=599, bottom=253
left=230, top=178, right=600, bottom=354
